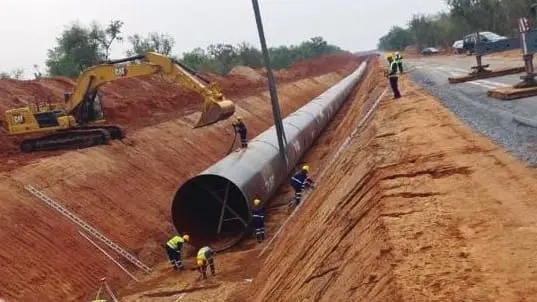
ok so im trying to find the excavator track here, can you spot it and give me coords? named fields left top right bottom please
left=20, top=125, right=124, bottom=153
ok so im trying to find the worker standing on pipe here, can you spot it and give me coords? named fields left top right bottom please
left=394, top=52, right=404, bottom=73
left=196, top=246, right=216, bottom=279
left=386, top=55, right=402, bottom=99
left=165, top=234, right=189, bottom=270
left=251, top=198, right=265, bottom=243
left=232, top=116, right=248, bottom=150
left=289, top=165, right=315, bottom=207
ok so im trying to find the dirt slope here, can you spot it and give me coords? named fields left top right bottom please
left=241, top=73, right=537, bottom=301
left=0, top=55, right=361, bottom=301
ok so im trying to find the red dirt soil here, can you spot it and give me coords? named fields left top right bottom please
left=0, top=55, right=362, bottom=301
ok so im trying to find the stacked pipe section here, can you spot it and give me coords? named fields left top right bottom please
left=172, top=60, right=369, bottom=250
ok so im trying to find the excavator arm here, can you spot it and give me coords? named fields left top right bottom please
left=66, top=52, right=235, bottom=128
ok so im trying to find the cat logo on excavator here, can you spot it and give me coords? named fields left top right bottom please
left=114, top=65, right=127, bottom=77
left=13, top=114, right=24, bottom=124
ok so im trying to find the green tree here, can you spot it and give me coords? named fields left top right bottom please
left=46, top=21, right=124, bottom=77
left=180, top=47, right=220, bottom=72
left=207, top=43, right=239, bottom=74
left=236, top=42, right=263, bottom=68
left=126, top=32, right=175, bottom=56
left=46, top=23, right=104, bottom=77
left=377, top=26, right=415, bottom=50
left=177, top=37, right=345, bottom=75
left=378, top=0, right=537, bottom=51
left=93, top=20, right=124, bottom=60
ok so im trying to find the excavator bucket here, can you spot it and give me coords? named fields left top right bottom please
left=195, top=99, right=235, bottom=128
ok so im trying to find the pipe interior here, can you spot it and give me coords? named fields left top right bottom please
left=172, top=175, right=249, bottom=251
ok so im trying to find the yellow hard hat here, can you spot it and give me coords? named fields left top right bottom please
left=302, top=165, right=310, bottom=173
left=236, top=116, right=242, bottom=121
left=182, top=234, right=190, bottom=242
left=254, top=198, right=261, bottom=207
left=197, top=259, right=204, bottom=266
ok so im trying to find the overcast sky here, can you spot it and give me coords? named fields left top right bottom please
left=0, top=0, right=447, bottom=78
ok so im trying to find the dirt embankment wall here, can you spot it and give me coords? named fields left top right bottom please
left=243, top=67, right=537, bottom=301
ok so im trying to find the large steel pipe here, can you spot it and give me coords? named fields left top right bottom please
left=172, top=60, right=369, bottom=250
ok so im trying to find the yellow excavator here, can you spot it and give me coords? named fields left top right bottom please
left=2, top=52, right=235, bottom=152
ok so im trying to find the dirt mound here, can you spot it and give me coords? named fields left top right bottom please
left=275, top=52, right=360, bottom=81
left=228, top=66, right=265, bottom=82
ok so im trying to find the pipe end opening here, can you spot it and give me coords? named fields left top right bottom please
left=172, top=175, right=249, bottom=251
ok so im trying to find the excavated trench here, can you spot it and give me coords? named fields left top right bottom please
left=171, top=60, right=371, bottom=251
left=0, top=61, right=363, bottom=301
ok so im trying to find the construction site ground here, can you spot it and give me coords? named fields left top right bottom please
left=3, top=51, right=537, bottom=301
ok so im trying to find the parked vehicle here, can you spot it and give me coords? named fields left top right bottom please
left=452, top=40, right=464, bottom=54
left=421, top=47, right=440, bottom=56
left=462, top=31, right=507, bottom=54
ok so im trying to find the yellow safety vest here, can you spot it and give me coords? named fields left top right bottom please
left=389, top=61, right=398, bottom=78
left=394, top=54, right=402, bottom=63
left=166, top=236, right=184, bottom=249
left=197, top=246, right=211, bottom=262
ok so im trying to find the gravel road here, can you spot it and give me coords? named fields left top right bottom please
left=407, top=55, right=537, bottom=166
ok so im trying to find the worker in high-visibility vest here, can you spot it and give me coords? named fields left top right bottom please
left=196, top=246, right=216, bottom=279
left=251, top=198, right=265, bottom=243
left=165, top=234, right=190, bottom=270
left=394, top=52, right=404, bottom=73
left=387, top=55, right=402, bottom=99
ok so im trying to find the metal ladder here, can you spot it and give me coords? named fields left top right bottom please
left=25, top=184, right=152, bottom=274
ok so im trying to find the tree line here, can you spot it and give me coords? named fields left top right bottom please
left=378, top=0, right=537, bottom=51
left=3, top=20, right=343, bottom=80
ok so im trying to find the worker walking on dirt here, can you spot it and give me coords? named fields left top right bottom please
left=387, top=55, right=402, bottom=99
left=289, top=165, right=315, bottom=207
left=394, top=52, right=404, bottom=73
left=165, top=234, right=190, bottom=270
left=232, top=116, right=248, bottom=150
left=251, top=198, right=265, bottom=243
left=196, top=246, right=216, bottom=279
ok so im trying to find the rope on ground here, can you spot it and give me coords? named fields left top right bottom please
left=226, top=132, right=238, bottom=155
left=258, top=88, right=388, bottom=258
